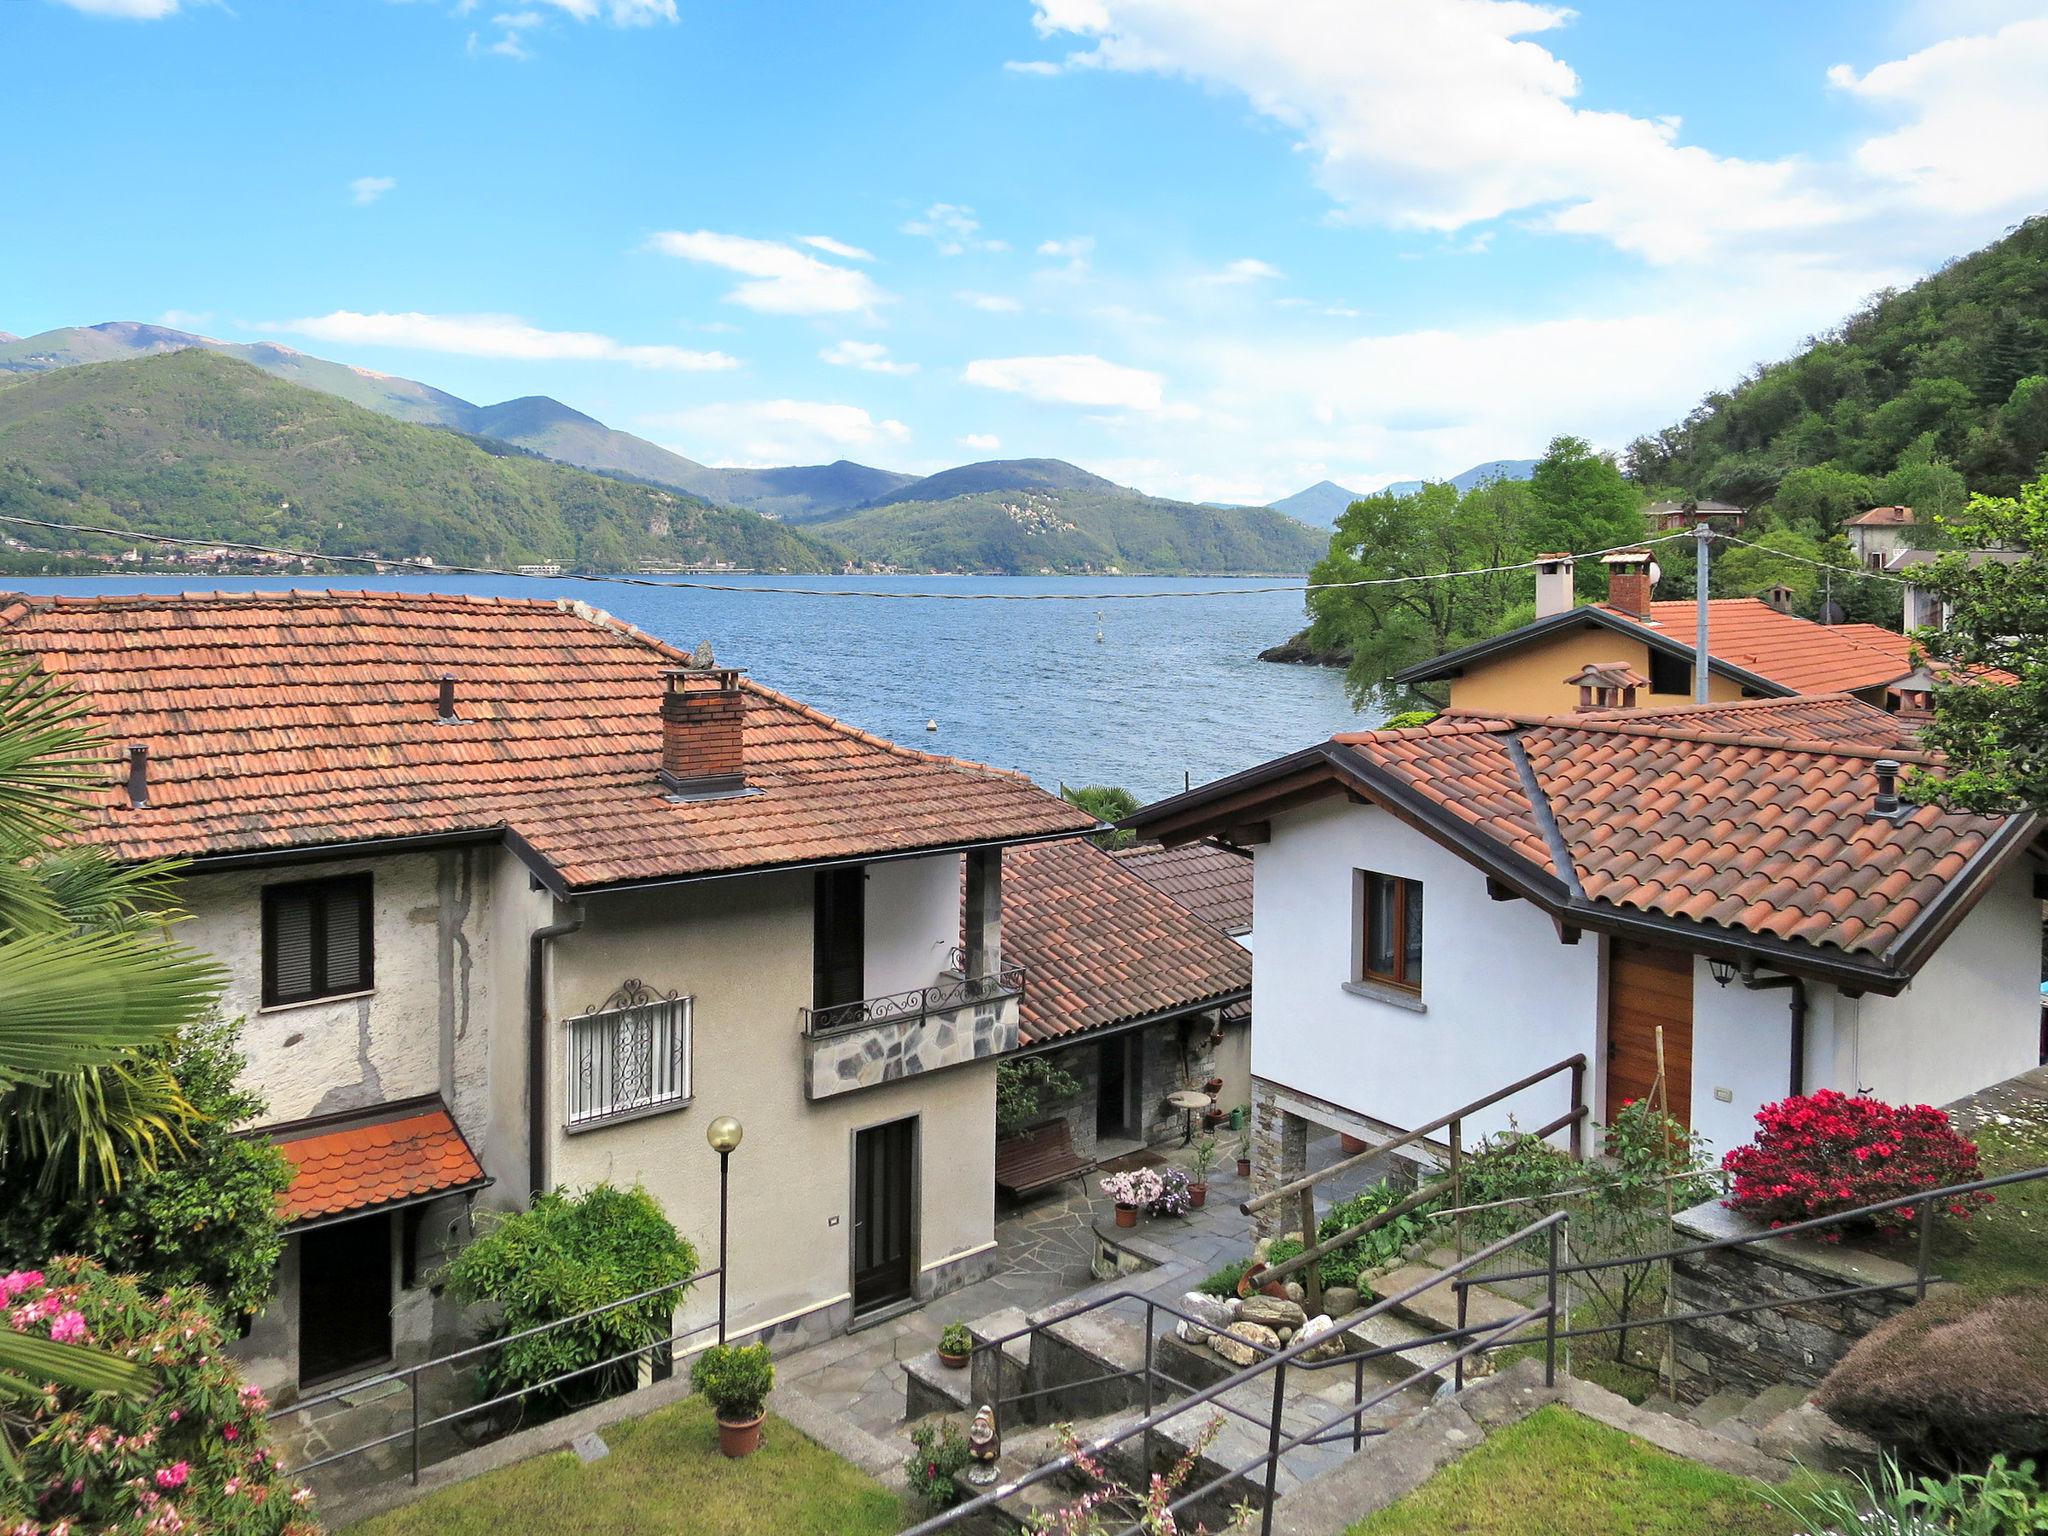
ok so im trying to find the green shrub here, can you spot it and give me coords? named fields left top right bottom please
left=996, top=1056, right=1082, bottom=1135
left=1317, top=1180, right=1442, bottom=1285
left=1196, top=1258, right=1252, bottom=1297
left=1767, top=1450, right=2048, bottom=1535
left=444, top=1182, right=698, bottom=1412
left=0, top=1257, right=316, bottom=1535
left=905, top=1418, right=972, bottom=1508
left=1816, top=1285, right=2048, bottom=1469
left=690, top=1341, right=774, bottom=1423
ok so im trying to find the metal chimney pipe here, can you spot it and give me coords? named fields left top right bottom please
left=437, top=674, right=458, bottom=723
left=1873, top=758, right=1901, bottom=817
left=125, top=744, right=149, bottom=809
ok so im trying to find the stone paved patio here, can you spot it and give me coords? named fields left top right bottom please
left=774, top=1130, right=1404, bottom=1440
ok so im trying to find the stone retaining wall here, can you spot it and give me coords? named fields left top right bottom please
left=1667, top=1199, right=1922, bottom=1403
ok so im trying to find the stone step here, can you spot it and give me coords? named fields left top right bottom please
left=1366, top=1264, right=1533, bottom=1342
left=904, top=1350, right=975, bottom=1421
left=1345, top=1310, right=1462, bottom=1391
left=1683, top=1389, right=1751, bottom=1432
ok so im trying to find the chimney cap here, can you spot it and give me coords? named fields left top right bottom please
left=1534, top=551, right=1574, bottom=564
left=1600, top=548, right=1656, bottom=566
left=662, top=664, right=743, bottom=692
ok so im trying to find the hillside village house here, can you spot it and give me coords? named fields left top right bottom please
left=1845, top=505, right=1917, bottom=570
left=994, top=837, right=1250, bottom=1187
left=1884, top=546, right=2029, bottom=633
left=1392, top=550, right=1929, bottom=715
left=0, top=589, right=1094, bottom=1397
left=1128, top=694, right=2044, bottom=1214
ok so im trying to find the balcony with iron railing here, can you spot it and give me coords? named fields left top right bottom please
left=800, top=947, right=1026, bottom=1100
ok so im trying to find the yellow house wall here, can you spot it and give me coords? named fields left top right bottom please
left=1441, top=622, right=1746, bottom=714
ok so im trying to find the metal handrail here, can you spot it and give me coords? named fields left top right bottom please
left=910, top=1211, right=1568, bottom=1536
left=799, top=962, right=1026, bottom=1037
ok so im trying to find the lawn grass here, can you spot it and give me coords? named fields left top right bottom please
left=1344, top=1406, right=1799, bottom=1536
left=1932, top=1107, right=2048, bottom=1295
left=342, top=1396, right=906, bottom=1536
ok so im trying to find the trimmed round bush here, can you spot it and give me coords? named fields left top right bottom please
left=1722, top=1090, right=1989, bottom=1240
left=1815, top=1284, right=2048, bottom=1469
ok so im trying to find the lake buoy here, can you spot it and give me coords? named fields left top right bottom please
left=926, top=718, right=938, bottom=732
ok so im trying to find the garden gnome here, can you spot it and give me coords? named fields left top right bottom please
left=966, top=1404, right=1000, bottom=1486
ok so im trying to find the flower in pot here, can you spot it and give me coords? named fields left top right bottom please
left=1100, top=1168, right=1164, bottom=1227
left=1234, top=1126, right=1252, bottom=1178
left=1189, top=1138, right=1219, bottom=1209
left=691, top=1341, right=774, bottom=1458
left=938, top=1322, right=973, bottom=1369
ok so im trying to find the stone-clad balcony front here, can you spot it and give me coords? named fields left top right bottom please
left=800, top=953, right=1025, bottom=1100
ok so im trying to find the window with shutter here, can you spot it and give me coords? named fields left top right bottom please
left=263, top=874, right=374, bottom=1006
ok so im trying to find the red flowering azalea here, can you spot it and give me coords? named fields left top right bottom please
left=1722, top=1090, right=1989, bottom=1240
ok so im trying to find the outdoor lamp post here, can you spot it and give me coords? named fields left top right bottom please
left=707, top=1115, right=744, bottom=1343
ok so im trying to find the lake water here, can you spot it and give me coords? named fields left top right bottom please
left=2, top=573, right=1367, bottom=801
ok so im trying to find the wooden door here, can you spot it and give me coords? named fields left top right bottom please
left=852, top=1118, right=916, bottom=1315
left=1096, top=1036, right=1139, bottom=1141
left=1605, top=940, right=1694, bottom=1128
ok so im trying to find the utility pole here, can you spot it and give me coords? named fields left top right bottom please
left=1694, top=522, right=1712, bottom=704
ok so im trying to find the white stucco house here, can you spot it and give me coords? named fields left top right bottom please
left=1, top=588, right=1093, bottom=1398
left=1128, top=693, right=2043, bottom=1211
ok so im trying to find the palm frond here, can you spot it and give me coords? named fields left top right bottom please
left=20, top=847, right=190, bottom=936
left=0, top=930, right=226, bottom=1089
left=0, top=1332, right=153, bottom=1397
left=0, top=1052, right=196, bottom=1192
left=0, top=662, right=106, bottom=842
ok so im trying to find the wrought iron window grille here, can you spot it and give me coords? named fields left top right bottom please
left=565, top=980, right=692, bottom=1129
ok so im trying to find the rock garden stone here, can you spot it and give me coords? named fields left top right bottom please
left=1211, top=1321, right=1281, bottom=1366
left=1295, top=1314, right=1342, bottom=1361
left=1284, top=1282, right=1306, bottom=1303
left=1238, top=1295, right=1308, bottom=1333
left=1323, top=1286, right=1361, bottom=1319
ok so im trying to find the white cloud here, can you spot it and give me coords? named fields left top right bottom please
left=265, top=310, right=740, bottom=371
left=644, top=400, right=911, bottom=466
left=1004, top=58, right=1064, bottom=75
left=964, top=354, right=1166, bottom=412
left=821, top=339, right=918, bottom=375
left=646, top=230, right=888, bottom=315
left=1827, top=18, right=2048, bottom=216
left=49, top=0, right=179, bottom=16
left=956, top=291, right=1022, bottom=313
left=469, top=0, right=673, bottom=59
left=959, top=433, right=1003, bottom=452
left=1201, top=257, right=1284, bottom=284
left=799, top=234, right=875, bottom=261
left=901, top=203, right=1008, bottom=255
left=1036, top=236, right=1095, bottom=260
left=349, top=176, right=397, bottom=207
left=156, top=309, right=214, bottom=331
left=534, top=0, right=676, bottom=22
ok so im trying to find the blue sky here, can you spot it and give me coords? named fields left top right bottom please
left=5, top=0, right=2047, bottom=501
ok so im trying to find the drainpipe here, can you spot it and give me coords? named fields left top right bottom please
left=1740, top=965, right=1807, bottom=1097
left=527, top=903, right=585, bottom=1197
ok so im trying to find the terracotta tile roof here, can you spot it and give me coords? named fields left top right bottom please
left=1845, top=505, right=1915, bottom=527
left=1328, top=699, right=2022, bottom=964
left=1111, top=838, right=1254, bottom=935
left=273, top=1100, right=486, bottom=1223
left=0, top=590, right=1094, bottom=887
left=1562, top=694, right=1923, bottom=751
left=1600, top=599, right=1916, bottom=694
left=1004, top=838, right=1250, bottom=1046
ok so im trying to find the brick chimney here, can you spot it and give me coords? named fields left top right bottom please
left=1601, top=549, right=1657, bottom=618
left=1534, top=553, right=1576, bottom=619
left=659, top=666, right=746, bottom=796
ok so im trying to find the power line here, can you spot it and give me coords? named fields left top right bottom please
left=1714, top=530, right=1914, bottom=587
left=0, top=512, right=1702, bottom=603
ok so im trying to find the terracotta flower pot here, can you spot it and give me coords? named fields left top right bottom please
left=1235, top=1157, right=1251, bottom=1178
left=1339, top=1133, right=1369, bottom=1155
left=716, top=1412, right=765, bottom=1458
left=939, top=1348, right=969, bottom=1370
left=1189, top=1183, right=1208, bottom=1209
left=1114, top=1203, right=1138, bottom=1228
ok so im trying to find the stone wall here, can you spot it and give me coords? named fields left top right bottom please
left=804, top=991, right=1019, bottom=1099
left=1027, top=1012, right=1233, bottom=1163
left=1667, top=1199, right=1922, bottom=1403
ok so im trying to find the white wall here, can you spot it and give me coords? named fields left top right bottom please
left=1252, top=797, right=1600, bottom=1143
left=1688, top=957, right=1800, bottom=1158
left=863, top=853, right=963, bottom=997
left=1852, top=859, right=2040, bottom=1108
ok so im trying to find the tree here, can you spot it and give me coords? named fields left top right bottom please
left=1763, top=463, right=1876, bottom=535
left=0, top=662, right=227, bottom=1447
left=1909, top=471, right=2048, bottom=813
left=0, top=1015, right=293, bottom=1319
left=1061, top=784, right=1141, bottom=849
left=1305, top=478, right=1532, bottom=708
left=1712, top=528, right=1829, bottom=607
left=1522, top=436, right=1648, bottom=595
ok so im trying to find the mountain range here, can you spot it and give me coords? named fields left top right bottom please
left=1264, top=458, right=1541, bottom=527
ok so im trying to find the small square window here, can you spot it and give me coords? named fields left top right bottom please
left=566, top=995, right=693, bottom=1128
left=1648, top=649, right=1692, bottom=696
left=1357, top=870, right=1423, bottom=993
left=262, top=874, right=374, bottom=1007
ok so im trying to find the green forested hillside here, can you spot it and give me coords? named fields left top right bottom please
left=1629, top=215, right=2048, bottom=505
left=813, top=485, right=1326, bottom=574
left=0, top=351, right=840, bottom=572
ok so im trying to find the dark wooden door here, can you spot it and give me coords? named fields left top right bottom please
left=814, top=866, right=866, bottom=1011
left=852, top=1118, right=916, bottom=1315
left=299, top=1215, right=392, bottom=1386
left=1097, top=1036, right=1137, bottom=1141
left=1606, top=940, right=1694, bottom=1127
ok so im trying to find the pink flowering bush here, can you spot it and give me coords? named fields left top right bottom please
left=1722, top=1090, right=1991, bottom=1240
left=1099, top=1168, right=1196, bottom=1217
left=0, top=1256, right=319, bottom=1536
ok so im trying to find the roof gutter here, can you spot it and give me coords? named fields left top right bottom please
left=1007, top=986, right=1251, bottom=1059
left=528, top=902, right=585, bottom=1198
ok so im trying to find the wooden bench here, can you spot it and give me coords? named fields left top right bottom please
left=995, top=1120, right=1088, bottom=1199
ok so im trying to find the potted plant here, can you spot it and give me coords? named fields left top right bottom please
left=1100, top=1168, right=1164, bottom=1227
left=1148, top=1167, right=1195, bottom=1218
left=1339, top=1132, right=1370, bottom=1155
left=1235, top=1125, right=1252, bottom=1179
left=938, top=1322, right=973, bottom=1369
left=1190, top=1138, right=1219, bottom=1208
left=690, top=1341, right=774, bottom=1458
left=905, top=1418, right=972, bottom=1508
